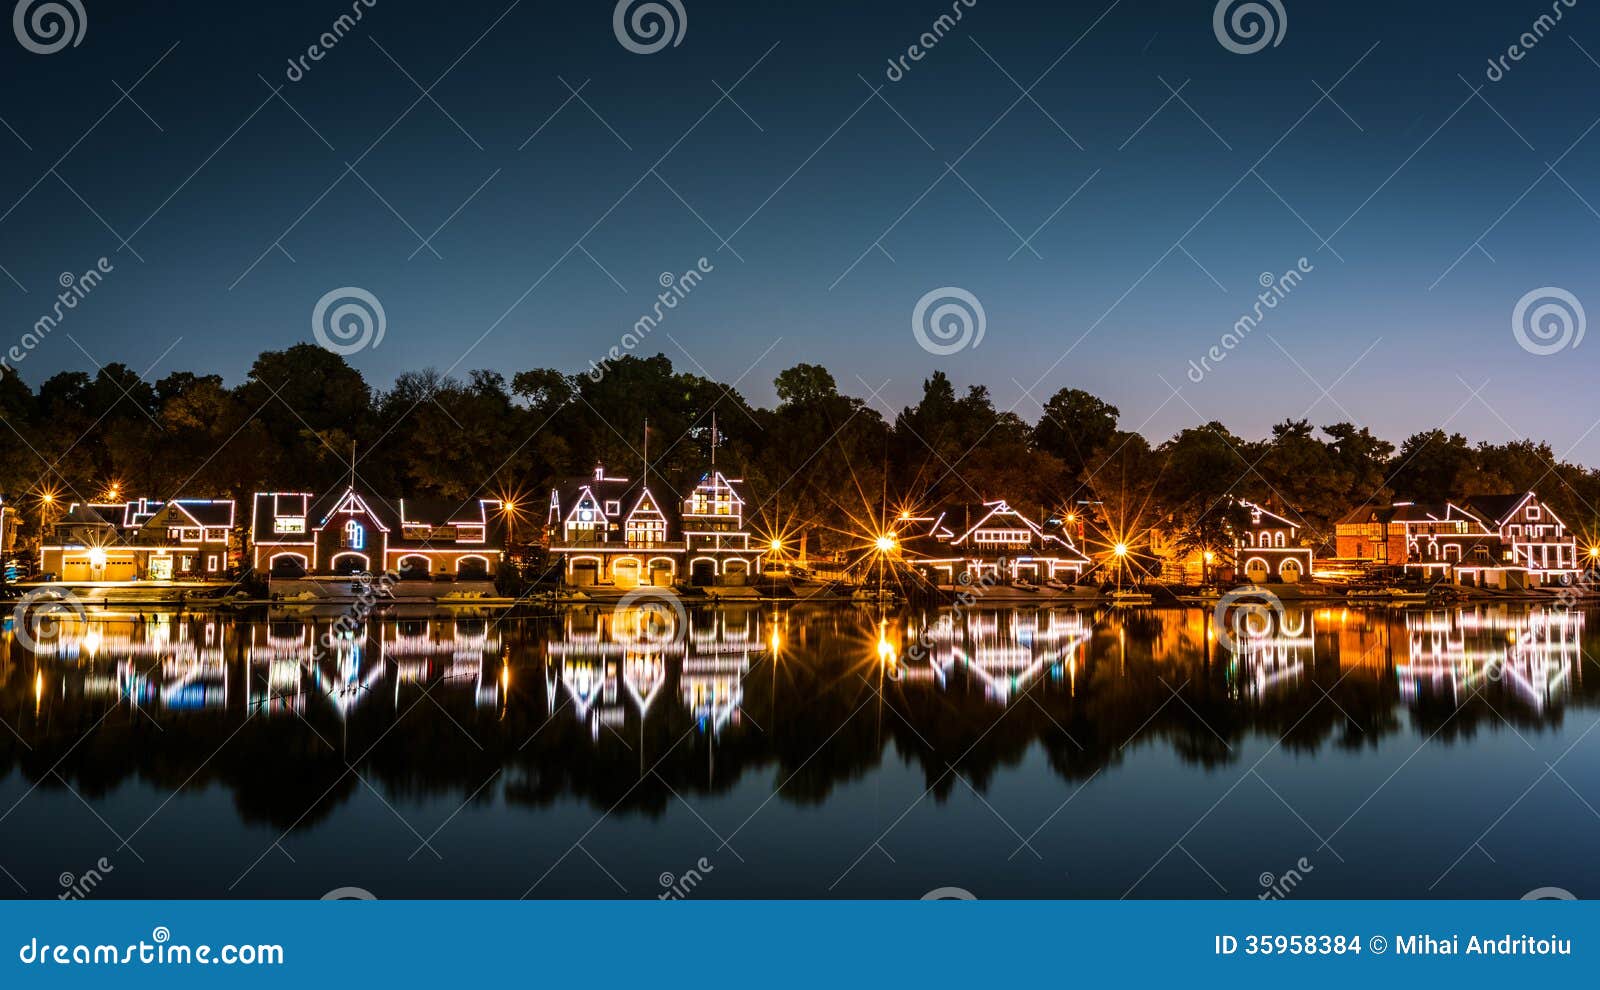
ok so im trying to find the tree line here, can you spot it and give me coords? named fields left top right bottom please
left=1, top=345, right=1596, bottom=554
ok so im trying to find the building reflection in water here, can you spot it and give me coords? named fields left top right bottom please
left=1400, top=607, right=1583, bottom=710
left=900, top=609, right=1093, bottom=704
left=544, top=605, right=761, bottom=738
left=1222, top=607, right=1316, bottom=699
left=5, top=603, right=1589, bottom=737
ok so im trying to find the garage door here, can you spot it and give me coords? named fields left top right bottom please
left=102, top=557, right=137, bottom=581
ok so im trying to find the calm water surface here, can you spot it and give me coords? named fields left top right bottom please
left=1, top=602, right=1595, bottom=899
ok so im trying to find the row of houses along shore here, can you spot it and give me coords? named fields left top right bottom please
left=0, top=468, right=1589, bottom=597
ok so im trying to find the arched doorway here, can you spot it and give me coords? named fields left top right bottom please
left=398, top=555, right=431, bottom=580
left=269, top=553, right=308, bottom=578
left=1244, top=557, right=1270, bottom=584
left=648, top=558, right=675, bottom=586
left=331, top=552, right=369, bottom=576
left=614, top=558, right=642, bottom=589
left=690, top=557, right=717, bottom=586
left=1279, top=558, right=1303, bottom=583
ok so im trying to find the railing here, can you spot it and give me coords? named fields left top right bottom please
left=548, top=538, right=688, bottom=551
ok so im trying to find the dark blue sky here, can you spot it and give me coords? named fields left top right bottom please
left=1, top=1, right=1596, bottom=459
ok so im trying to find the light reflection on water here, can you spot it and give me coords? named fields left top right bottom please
left=0, top=603, right=1594, bottom=898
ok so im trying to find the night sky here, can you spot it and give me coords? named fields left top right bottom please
left=1, top=1, right=1596, bottom=458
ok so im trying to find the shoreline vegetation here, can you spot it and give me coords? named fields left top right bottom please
left=2, top=345, right=1597, bottom=569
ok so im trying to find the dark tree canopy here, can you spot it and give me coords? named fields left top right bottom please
left=1, top=354, right=1596, bottom=555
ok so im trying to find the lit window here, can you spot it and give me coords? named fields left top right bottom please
left=275, top=517, right=305, bottom=534
left=344, top=520, right=365, bottom=550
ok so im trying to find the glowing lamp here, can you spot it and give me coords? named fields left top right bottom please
left=769, top=538, right=783, bottom=553
left=1113, top=543, right=1128, bottom=557
left=88, top=546, right=107, bottom=569
left=41, top=493, right=55, bottom=505
left=1203, top=551, right=1215, bottom=564
left=1590, top=546, right=1599, bottom=559
left=502, top=501, right=516, bottom=513
left=875, top=535, right=897, bottom=554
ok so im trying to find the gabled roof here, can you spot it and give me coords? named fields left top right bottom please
left=684, top=470, right=745, bottom=506
left=400, top=497, right=499, bottom=528
left=1462, top=492, right=1535, bottom=528
left=161, top=499, right=235, bottom=528
left=549, top=468, right=633, bottom=526
left=904, top=499, right=1090, bottom=563
left=309, top=487, right=399, bottom=533
left=59, top=503, right=125, bottom=528
left=1236, top=498, right=1298, bottom=530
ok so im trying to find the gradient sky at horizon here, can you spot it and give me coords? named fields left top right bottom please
left=1, top=0, right=1597, bottom=461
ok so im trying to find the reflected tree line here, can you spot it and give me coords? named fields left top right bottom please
left=0, top=604, right=1589, bottom=829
